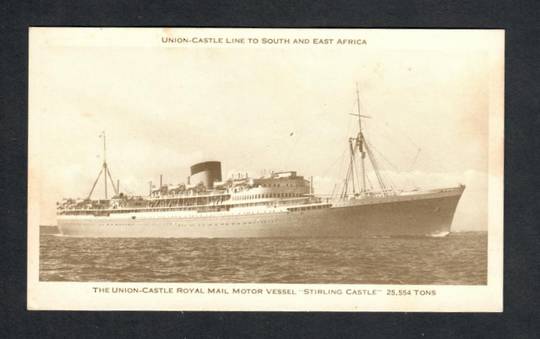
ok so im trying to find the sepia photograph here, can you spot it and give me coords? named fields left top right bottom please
left=28, top=28, right=504, bottom=311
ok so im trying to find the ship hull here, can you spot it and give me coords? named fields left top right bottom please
left=57, top=187, right=464, bottom=238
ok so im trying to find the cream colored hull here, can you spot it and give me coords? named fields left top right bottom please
left=57, top=187, right=464, bottom=238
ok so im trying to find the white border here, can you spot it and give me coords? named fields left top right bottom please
left=27, top=28, right=504, bottom=312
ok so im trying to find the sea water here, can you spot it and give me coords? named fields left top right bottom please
left=39, top=226, right=487, bottom=285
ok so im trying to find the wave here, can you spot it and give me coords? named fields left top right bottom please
left=428, top=231, right=450, bottom=237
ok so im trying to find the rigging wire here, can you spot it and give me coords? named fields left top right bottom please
left=332, top=141, right=352, bottom=199
left=366, top=140, right=399, bottom=172
left=365, top=168, right=374, bottom=191
left=366, top=139, right=400, bottom=191
left=365, top=117, right=425, bottom=188
left=364, top=141, right=387, bottom=192
left=372, top=119, right=421, bottom=152
left=367, top=119, right=423, bottom=172
left=320, top=146, right=348, bottom=178
left=354, top=156, right=362, bottom=193
left=367, top=139, right=416, bottom=189
left=408, top=148, right=422, bottom=172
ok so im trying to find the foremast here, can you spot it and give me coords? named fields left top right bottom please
left=340, top=84, right=390, bottom=199
left=87, top=131, right=119, bottom=200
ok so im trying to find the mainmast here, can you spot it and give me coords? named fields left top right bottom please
left=340, top=84, right=389, bottom=199
left=346, top=83, right=370, bottom=194
left=87, top=131, right=119, bottom=200
left=355, top=83, right=367, bottom=193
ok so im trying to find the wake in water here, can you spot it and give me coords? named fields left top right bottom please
left=428, top=231, right=451, bottom=237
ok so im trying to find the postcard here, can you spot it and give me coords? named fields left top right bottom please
left=28, top=27, right=504, bottom=311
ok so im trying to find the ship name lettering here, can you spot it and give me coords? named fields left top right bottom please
left=346, top=289, right=378, bottom=296
left=303, top=288, right=342, bottom=295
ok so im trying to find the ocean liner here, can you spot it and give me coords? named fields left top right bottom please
left=56, top=89, right=465, bottom=238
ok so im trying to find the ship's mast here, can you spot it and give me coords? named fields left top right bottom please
left=355, top=83, right=367, bottom=193
left=87, top=131, right=119, bottom=200
left=103, top=131, right=108, bottom=199
left=340, top=84, right=390, bottom=198
left=347, top=83, right=370, bottom=194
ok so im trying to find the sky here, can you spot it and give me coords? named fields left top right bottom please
left=29, top=29, right=503, bottom=230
